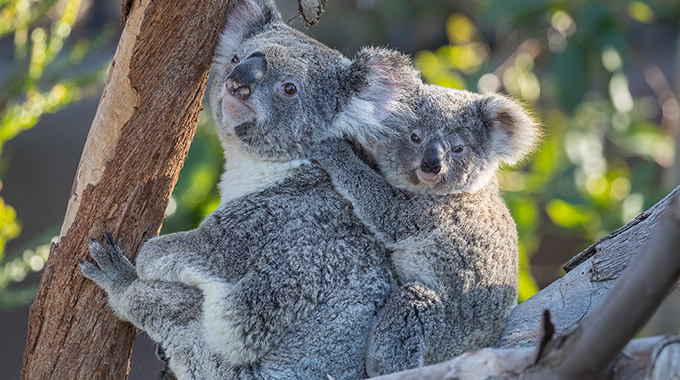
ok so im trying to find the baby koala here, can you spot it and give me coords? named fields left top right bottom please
left=313, top=84, right=539, bottom=376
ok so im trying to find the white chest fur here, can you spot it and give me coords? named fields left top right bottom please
left=218, top=137, right=307, bottom=203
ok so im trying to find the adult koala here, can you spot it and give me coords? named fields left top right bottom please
left=80, top=0, right=420, bottom=378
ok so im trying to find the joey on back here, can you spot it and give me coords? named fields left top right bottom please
left=81, top=0, right=421, bottom=379
left=314, top=84, right=540, bottom=376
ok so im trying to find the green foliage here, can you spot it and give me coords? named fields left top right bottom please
left=0, top=0, right=108, bottom=308
left=161, top=111, right=223, bottom=234
left=416, top=1, right=678, bottom=301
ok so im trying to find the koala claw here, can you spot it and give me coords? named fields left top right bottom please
left=104, top=231, right=116, bottom=249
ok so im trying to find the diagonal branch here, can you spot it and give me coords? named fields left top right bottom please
left=526, top=194, right=680, bottom=379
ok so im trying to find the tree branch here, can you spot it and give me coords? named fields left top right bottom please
left=501, top=184, right=680, bottom=350
left=371, top=335, right=674, bottom=380
left=526, top=194, right=680, bottom=379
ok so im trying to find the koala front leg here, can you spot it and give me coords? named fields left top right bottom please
left=80, top=234, right=203, bottom=345
left=365, top=282, right=445, bottom=377
left=135, top=228, right=222, bottom=285
left=312, top=140, right=416, bottom=243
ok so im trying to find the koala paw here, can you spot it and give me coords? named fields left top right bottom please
left=79, top=232, right=137, bottom=292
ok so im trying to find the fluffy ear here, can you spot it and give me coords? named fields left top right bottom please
left=334, top=47, right=422, bottom=146
left=215, top=0, right=282, bottom=61
left=478, top=94, right=540, bottom=166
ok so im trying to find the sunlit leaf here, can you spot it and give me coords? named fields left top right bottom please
left=627, top=1, right=655, bottom=23
left=446, top=14, right=476, bottom=44
left=545, top=199, right=592, bottom=228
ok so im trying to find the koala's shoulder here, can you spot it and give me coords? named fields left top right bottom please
left=211, top=164, right=361, bottom=233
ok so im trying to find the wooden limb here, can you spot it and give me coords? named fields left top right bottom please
left=21, top=0, right=230, bottom=379
left=645, top=336, right=680, bottom=379
left=525, top=194, right=680, bottom=379
left=297, top=0, right=327, bottom=27
left=564, top=185, right=680, bottom=279
left=371, top=336, right=674, bottom=380
left=501, top=184, right=680, bottom=349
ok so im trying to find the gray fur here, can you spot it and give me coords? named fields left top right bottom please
left=80, top=0, right=421, bottom=378
left=313, top=84, right=539, bottom=376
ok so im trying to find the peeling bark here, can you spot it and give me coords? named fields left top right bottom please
left=372, top=336, right=674, bottom=380
left=298, top=0, right=327, bottom=27
left=21, top=0, right=230, bottom=378
left=525, top=194, right=680, bottom=379
left=563, top=185, right=680, bottom=280
left=501, top=185, right=680, bottom=350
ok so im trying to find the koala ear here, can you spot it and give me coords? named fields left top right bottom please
left=216, top=0, right=282, bottom=59
left=334, top=47, right=422, bottom=146
left=478, top=94, right=540, bottom=166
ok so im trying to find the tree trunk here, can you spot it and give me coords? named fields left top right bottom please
left=21, top=0, right=229, bottom=378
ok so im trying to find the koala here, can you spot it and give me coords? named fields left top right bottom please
left=80, top=0, right=421, bottom=378
left=312, top=84, right=539, bottom=376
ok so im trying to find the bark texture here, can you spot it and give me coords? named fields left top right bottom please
left=372, top=335, right=679, bottom=380
left=21, top=0, right=230, bottom=378
left=525, top=194, right=680, bottom=379
left=501, top=184, right=680, bottom=349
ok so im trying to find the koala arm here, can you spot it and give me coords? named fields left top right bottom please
left=313, top=140, right=416, bottom=243
left=365, top=282, right=445, bottom=377
left=135, top=226, right=223, bottom=285
left=79, top=235, right=204, bottom=348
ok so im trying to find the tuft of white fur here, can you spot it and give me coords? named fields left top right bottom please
left=483, top=94, right=540, bottom=166
left=213, top=0, right=265, bottom=66
left=199, top=281, right=261, bottom=365
left=219, top=135, right=307, bottom=204
left=332, top=97, right=397, bottom=147
left=334, top=46, right=419, bottom=147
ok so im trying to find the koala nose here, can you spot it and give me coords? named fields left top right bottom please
left=226, top=55, right=266, bottom=101
left=421, top=140, right=446, bottom=174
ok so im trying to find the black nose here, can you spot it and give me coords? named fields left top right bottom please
left=420, top=140, right=445, bottom=174
left=226, top=55, right=266, bottom=100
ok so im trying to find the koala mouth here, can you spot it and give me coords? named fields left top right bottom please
left=415, top=168, right=440, bottom=183
left=221, top=92, right=256, bottom=133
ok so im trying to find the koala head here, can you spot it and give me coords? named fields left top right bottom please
left=209, top=0, right=420, bottom=161
left=369, top=84, right=539, bottom=196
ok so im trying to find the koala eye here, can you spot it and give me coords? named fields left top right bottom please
left=410, top=133, right=422, bottom=144
left=282, top=82, right=297, bottom=96
left=453, top=145, right=464, bottom=153
left=231, top=55, right=240, bottom=64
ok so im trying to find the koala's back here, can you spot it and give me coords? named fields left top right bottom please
left=392, top=181, right=518, bottom=364
left=202, top=164, right=394, bottom=378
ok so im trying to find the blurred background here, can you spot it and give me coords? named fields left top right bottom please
left=1, top=0, right=679, bottom=378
